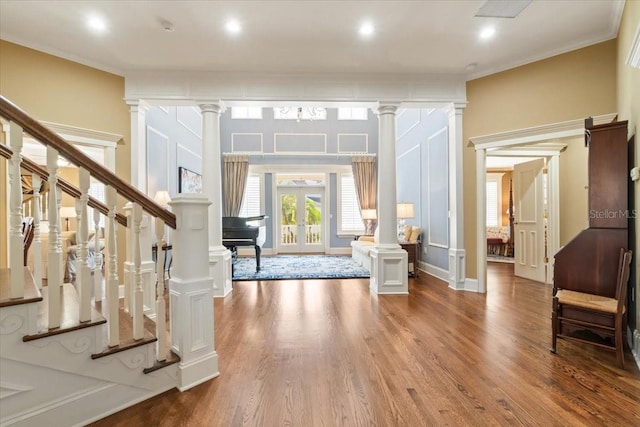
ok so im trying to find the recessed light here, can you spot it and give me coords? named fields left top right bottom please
left=225, top=19, right=242, bottom=35
left=359, top=22, right=375, bottom=38
left=86, top=14, right=107, bottom=34
left=479, top=26, right=496, bottom=40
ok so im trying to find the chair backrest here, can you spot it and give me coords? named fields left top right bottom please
left=22, top=216, right=34, bottom=266
left=615, top=248, right=633, bottom=313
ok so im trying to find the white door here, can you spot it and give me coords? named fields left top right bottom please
left=513, top=158, right=546, bottom=282
left=277, top=187, right=324, bottom=253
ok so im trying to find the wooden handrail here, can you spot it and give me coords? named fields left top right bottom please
left=1, top=143, right=127, bottom=227
left=0, top=96, right=176, bottom=229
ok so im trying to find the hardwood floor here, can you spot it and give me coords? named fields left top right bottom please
left=91, top=263, right=640, bottom=426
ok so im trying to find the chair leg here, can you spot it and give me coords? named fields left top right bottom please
left=615, top=314, right=625, bottom=369
left=551, top=297, right=558, bottom=353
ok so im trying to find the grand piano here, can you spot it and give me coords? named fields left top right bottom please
left=222, top=215, right=267, bottom=273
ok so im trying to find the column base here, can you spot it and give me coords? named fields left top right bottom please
left=209, top=246, right=232, bottom=298
left=369, top=247, right=408, bottom=295
left=177, top=351, right=220, bottom=392
left=448, top=248, right=466, bottom=290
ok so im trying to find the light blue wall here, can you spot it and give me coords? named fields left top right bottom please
left=146, top=106, right=202, bottom=198
left=396, top=109, right=449, bottom=270
left=220, top=108, right=378, bottom=250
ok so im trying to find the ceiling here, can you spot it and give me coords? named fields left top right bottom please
left=0, top=1, right=625, bottom=81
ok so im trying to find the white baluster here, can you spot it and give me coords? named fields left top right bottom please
left=32, top=174, right=43, bottom=289
left=77, top=168, right=91, bottom=322
left=8, top=121, right=24, bottom=298
left=106, top=186, right=119, bottom=346
left=123, top=203, right=133, bottom=314
left=93, top=206, right=103, bottom=302
left=47, top=147, right=61, bottom=329
left=155, top=217, right=167, bottom=361
left=132, top=203, right=144, bottom=340
left=56, top=186, right=64, bottom=283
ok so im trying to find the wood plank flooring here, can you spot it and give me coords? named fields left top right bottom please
left=90, top=263, right=640, bottom=426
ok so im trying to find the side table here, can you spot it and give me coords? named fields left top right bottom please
left=398, top=240, right=419, bottom=277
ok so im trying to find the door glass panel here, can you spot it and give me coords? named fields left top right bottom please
left=281, top=193, right=297, bottom=245
left=305, top=192, right=322, bottom=244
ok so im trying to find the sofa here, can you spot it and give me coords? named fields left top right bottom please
left=350, top=225, right=422, bottom=270
left=351, top=235, right=375, bottom=270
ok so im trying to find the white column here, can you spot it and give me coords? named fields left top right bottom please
left=127, top=100, right=149, bottom=192
left=169, top=194, right=219, bottom=391
left=127, top=100, right=156, bottom=314
left=476, top=148, right=487, bottom=294
left=369, top=104, right=408, bottom=295
left=199, top=102, right=232, bottom=297
left=446, top=104, right=467, bottom=290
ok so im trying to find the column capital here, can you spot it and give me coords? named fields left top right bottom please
left=125, top=99, right=150, bottom=113
left=375, top=103, right=400, bottom=116
left=197, top=101, right=226, bottom=115
left=443, top=101, right=467, bottom=117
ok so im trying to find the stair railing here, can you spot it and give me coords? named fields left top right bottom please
left=0, top=96, right=202, bottom=371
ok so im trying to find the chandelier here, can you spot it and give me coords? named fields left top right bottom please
left=276, top=107, right=326, bottom=122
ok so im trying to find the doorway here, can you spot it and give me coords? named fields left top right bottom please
left=276, top=181, right=325, bottom=254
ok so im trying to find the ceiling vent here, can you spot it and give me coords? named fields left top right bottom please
left=475, top=0, right=533, bottom=19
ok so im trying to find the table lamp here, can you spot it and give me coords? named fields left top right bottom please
left=361, top=208, right=377, bottom=236
left=396, top=202, right=415, bottom=240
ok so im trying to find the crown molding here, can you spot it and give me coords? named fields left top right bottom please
left=470, top=113, right=618, bottom=150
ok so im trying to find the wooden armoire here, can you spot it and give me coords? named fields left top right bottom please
left=552, top=118, right=629, bottom=335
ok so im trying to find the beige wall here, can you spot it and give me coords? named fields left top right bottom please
left=616, top=1, right=640, bottom=335
left=0, top=40, right=130, bottom=276
left=464, top=40, right=618, bottom=278
left=500, top=171, right=512, bottom=227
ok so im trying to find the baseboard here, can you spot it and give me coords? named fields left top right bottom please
left=417, top=262, right=479, bottom=293
left=325, top=247, right=352, bottom=256
left=236, top=247, right=351, bottom=256
left=464, top=278, right=479, bottom=292
left=418, top=261, right=448, bottom=282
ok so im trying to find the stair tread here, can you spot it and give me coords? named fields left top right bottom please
left=91, top=301, right=157, bottom=359
left=23, top=283, right=106, bottom=341
left=0, top=267, right=43, bottom=307
left=143, top=350, right=180, bottom=374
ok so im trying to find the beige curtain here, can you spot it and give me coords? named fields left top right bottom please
left=223, top=155, right=249, bottom=217
left=352, top=156, right=377, bottom=229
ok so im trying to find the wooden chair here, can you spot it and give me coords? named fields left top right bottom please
left=551, top=248, right=633, bottom=368
left=22, top=216, right=34, bottom=266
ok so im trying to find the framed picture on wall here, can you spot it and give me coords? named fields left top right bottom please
left=178, top=167, right=202, bottom=193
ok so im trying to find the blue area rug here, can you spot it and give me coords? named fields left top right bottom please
left=232, top=255, right=370, bottom=281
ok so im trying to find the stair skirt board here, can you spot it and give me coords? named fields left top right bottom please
left=0, top=380, right=176, bottom=427
left=1, top=303, right=178, bottom=426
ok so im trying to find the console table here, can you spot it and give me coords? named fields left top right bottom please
left=399, top=240, right=419, bottom=277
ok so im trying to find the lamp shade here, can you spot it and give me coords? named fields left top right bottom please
left=396, top=203, right=415, bottom=219
left=59, top=206, right=77, bottom=218
left=154, top=190, right=172, bottom=208
left=361, top=209, right=377, bottom=220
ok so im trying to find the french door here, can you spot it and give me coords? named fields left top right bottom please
left=277, top=187, right=324, bottom=253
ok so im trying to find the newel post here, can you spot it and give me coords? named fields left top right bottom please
left=169, top=194, right=219, bottom=391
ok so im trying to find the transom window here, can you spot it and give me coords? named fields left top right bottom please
left=337, top=107, right=368, bottom=120
left=231, top=107, right=263, bottom=119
